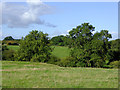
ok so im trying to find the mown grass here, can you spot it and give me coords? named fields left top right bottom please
left=7, top=45, right=71, bottom=59
left=2, top=61, right=118, bottom=88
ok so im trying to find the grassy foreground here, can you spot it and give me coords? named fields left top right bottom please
left=2, top=61, right=118, bottom=88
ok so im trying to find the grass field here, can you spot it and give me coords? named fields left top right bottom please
left=2, top=61, right=118, bottom=88
left=7, top=45, right=20, bottom=51
left=51, top=46, right=71, bottom=59
left=7, top=45, right=71, bottom=59
left=4, top=45, right=119, bottom=88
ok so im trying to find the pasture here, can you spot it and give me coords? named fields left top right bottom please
left=2, top=61, right=118, bottom=88
left=7, top=45, right=71, bottom=59
left=7, top=45, right=20, bottom=51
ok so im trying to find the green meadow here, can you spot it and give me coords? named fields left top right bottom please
left=2, top=45, right=118, bottom=88
left=2, top=61, right=118, bottom=88
left=7, top=45, right=20, bottom=51
left=7, top=45, right=71, bottom=59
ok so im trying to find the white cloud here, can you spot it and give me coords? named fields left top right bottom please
left=67, top=30, right=71, bottom=33
left=1, top=0, right=56, bottom=28
left=109, top=31, right=118, bottom=40
left=60, top=34, right=66, bottom=36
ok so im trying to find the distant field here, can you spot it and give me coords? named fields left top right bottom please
left=2, top=61, right=118, bottom=88
left=7, top=45, right=20, bottom=51
left=51, top=46, right=71, bottom=59
left=7, top=45, right=71, bottom=59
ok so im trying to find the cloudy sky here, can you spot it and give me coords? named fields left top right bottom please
left=1, top=0, right=118, bottom=40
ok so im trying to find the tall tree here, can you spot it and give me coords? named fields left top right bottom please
left=68, top=23, right=112, bottom=67
left=91, top=30, right=112, bottom=67
left=15, top=30, right=53, bottom=62
left=69, top=23, right=95, bottom=67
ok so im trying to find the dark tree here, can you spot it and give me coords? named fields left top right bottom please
left=68, top=23, right=112, bottom=67
left=4, top=36, right=14, bottom=40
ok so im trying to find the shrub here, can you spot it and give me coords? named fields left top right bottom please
left=76, top=61, right=86, bottom=67
left=110, top=61, right=120, bottom=68
left=103, top=65, right=113, bottom=68
left=2, top=46, right=9, bottom=51
left=58, top=57, right=76, bottom=67
left=47, top=55, right=61, bottom=65
left=7, top=42, right=12, bottom=45
left=7, top=42, right=19, bottom=45
left=2, top=49, right=15, bottom=61
left=30, top=54, right=41, bottom=62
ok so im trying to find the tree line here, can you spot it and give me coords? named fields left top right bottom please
left=2, top=36, right=20, bottom=45
left=2, top=23, right=120, bottom=68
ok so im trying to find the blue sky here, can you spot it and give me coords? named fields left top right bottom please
left=2, top=1, right=118, bottom=40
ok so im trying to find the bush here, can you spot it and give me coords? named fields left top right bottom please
left=2, top=46, right=9, bottom=51
left=76, top=61, right=86, bottom=67
left=7, top=42, right=12, bottom=45
left=2, top=49, right=15, bottom=61
left=7, top=42, right=19, bottom=45
left=12, top=43, right=19, bottom=45
left=47, top=55, right=61, bottom=65
left=30, top=54, right=41, bottom=62
left=103, top=65, right=113, bottom=68
left=58, top=57, right=76, bottom=67
left=2, top=42, right=4, bottom=45
left=110, top=61, right=120, bottom=68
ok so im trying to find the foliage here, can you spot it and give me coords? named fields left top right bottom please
left=57, top=57, right=76, bottom=67
left=2, top=46, right=15, bottom=61
left=108, top=39, right=120, bottom=63
left=68, top=23, right=112, bottom=67
left=2, top=23, right=120, bottom=68
left=51, top=35, right=70, bottom=46
left=2, top=40, right=20, bottom=45
left=2, top=45, right=9, bottom=51
left=3, top=36, right=14, bottom=40
left=15, top=30, right=53, bottom=62
left=110, top=61, right=120, bottom=68
left=47, top=55, right=61, bottom=65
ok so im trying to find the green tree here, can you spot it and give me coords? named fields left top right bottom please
left=107, top=39, right=120, bottom=64
left=68, top=23, right=112, bottom=67
left=91, top=30, right=112, bottom=67
left=51, top=35, right=65, bottom=46
left=3, top=36, right=14, bottom=40
left=69, top=23, right=95, bottom=67
left=15, top=30, right=53, bottom=62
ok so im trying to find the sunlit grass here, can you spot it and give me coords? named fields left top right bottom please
left=7, top=45, right=71, bottom=59
left=2, top=61, right=118, bottom=88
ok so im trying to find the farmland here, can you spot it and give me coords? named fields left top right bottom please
left=2, top=61, right=118, bottom=88
left=7, top=45, right=71, bottom=59
left=2, top=45, right=118, bottom=88
left=7, top=45, right=20, bottom=51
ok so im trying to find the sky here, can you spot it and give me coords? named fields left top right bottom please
left=1, top=0, right=118, bottom=40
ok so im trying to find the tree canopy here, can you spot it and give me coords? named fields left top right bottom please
left=2, top=23, right=120, bottom=68
left=4, top=36, right=14, bottom=40
left=15, top=30, right=53, bottom=62
left=68, top=23, right=113, bottom=67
